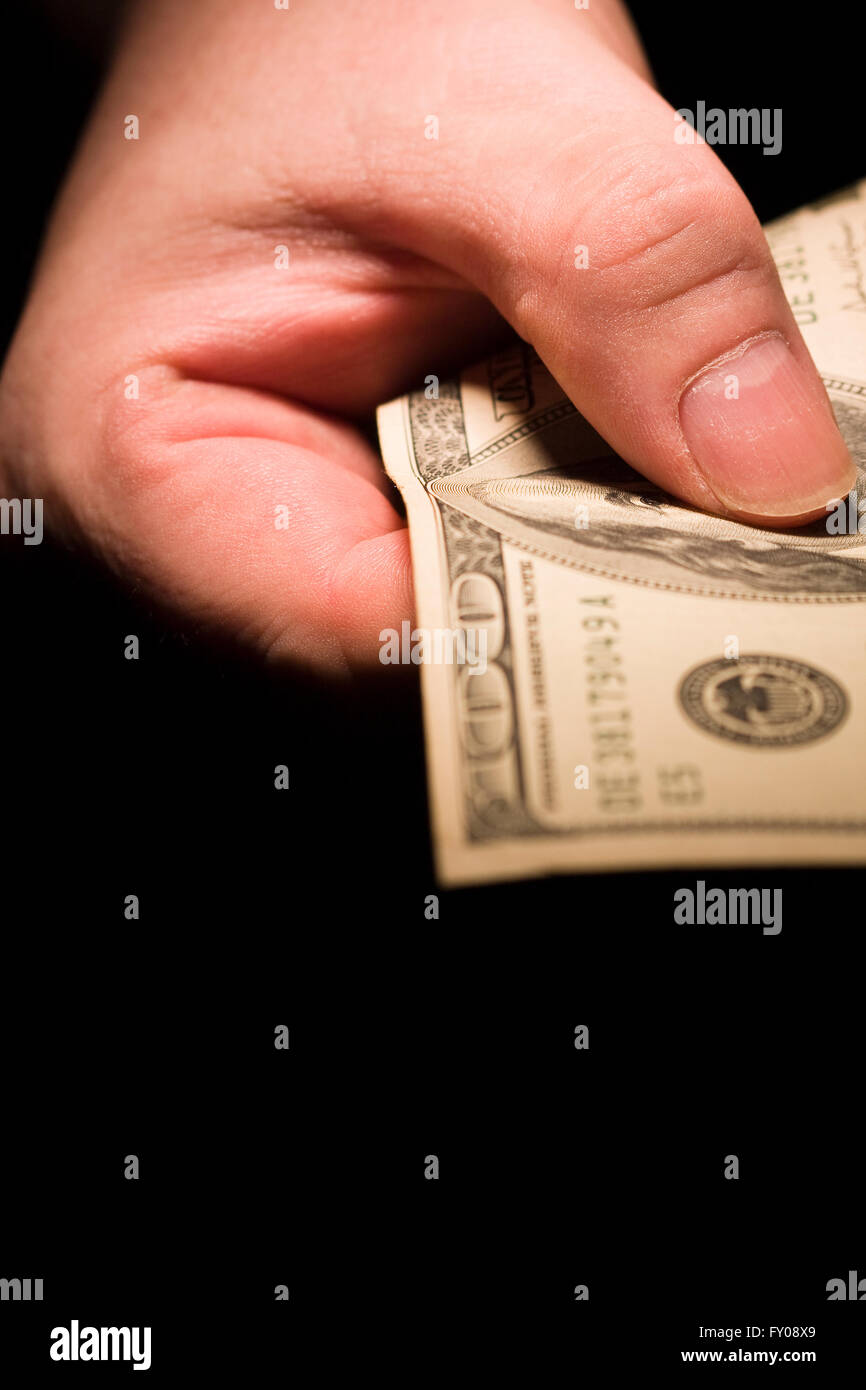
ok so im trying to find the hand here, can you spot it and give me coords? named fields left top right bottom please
left=1, top=0, right=855, bottom=673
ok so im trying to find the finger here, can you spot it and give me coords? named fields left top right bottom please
left=395, top=29, right=856, bottom=525
left=77, top=369, right=414, bottom=673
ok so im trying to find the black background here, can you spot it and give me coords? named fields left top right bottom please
left=1, top=0, right=863, bottom=1377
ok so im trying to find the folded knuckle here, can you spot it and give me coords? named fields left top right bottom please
left=583, top=159, right=773, bottom=317
left=508, top=146, right=774, bottom=333
left=95, top=365, right=188, bottom=502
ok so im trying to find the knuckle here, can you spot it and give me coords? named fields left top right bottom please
left=95, top=365, right=187, bottom=503
left=582, top=154, right=775, bottom=319
left=507, top=143, right=776, bottom=336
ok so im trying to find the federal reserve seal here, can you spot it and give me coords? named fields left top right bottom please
left=679, top=655, right=848, bottom=747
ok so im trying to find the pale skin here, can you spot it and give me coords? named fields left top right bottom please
left=0, top=0, right=856, bottom=674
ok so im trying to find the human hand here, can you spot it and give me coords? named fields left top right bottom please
left=1, top=0, right=855, bottom=673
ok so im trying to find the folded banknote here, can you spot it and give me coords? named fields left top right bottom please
left=378, top=182, right=866, bottom=884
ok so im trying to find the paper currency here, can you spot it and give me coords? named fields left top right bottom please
left=377, top=182, right=866, bottom=884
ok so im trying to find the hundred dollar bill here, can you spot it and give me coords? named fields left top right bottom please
left=377, top=181, right=866, bottom=884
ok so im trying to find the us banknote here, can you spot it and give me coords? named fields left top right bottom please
left=377, top=181, right=866, bottom=884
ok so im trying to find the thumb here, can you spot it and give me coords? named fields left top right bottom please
left=412, top=41, right=856, bottom=525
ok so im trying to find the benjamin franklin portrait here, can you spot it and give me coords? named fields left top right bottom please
left=463, top=383, right=866, bottom=600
